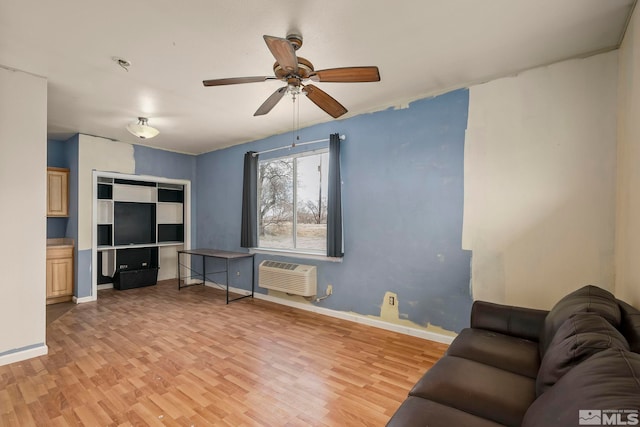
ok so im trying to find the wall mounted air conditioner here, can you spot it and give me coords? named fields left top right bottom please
left=258, top=260, right=317, bottom=297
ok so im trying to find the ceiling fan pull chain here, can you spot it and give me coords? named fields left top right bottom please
left=296, top=90, right=301, bottom=142
left=292, top=91, right=297, bottom=147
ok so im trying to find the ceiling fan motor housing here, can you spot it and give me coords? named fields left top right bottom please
left=286, top=33, right=303, bottom=50
left=273, top=56, right=314, bottom=80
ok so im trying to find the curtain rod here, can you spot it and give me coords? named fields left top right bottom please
left=252, top=134, right=345, bottom=157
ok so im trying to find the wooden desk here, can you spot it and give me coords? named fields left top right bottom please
left=177, top=249, right=255, bottom=304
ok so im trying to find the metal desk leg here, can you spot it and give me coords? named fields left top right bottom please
left=178, top=252, right=181, bottom=290
left=251, top=257, right=255, bottom=297
left=226, top=258, right=230, bottom=304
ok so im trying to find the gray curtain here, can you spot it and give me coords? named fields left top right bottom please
left=327, top=133, right=343, bottom=257
left=241, top=151, right=258, bottom=248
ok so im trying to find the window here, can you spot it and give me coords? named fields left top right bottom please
left=258, top=150, right=329, bottom=253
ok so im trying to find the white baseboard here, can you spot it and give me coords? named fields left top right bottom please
left=73, top=295, right=97, bottom=304
left=212, top=283, right=455, bottom=345
left=0, top=344, right=48, bottom=367
left=97, top=283, right=113, bottom=290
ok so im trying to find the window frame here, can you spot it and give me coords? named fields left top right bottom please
left=256, top=148, right=329, bottom=255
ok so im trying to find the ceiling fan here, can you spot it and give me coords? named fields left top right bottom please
left=202, top=33, right=380, bottom=119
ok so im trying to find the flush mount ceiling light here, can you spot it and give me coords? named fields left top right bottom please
left=126, top=117, right=159, bottom=139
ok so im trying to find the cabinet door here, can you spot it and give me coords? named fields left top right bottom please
left=46, top=257, right=73, bottom=297
left=47, top=168, right=69, bottom=217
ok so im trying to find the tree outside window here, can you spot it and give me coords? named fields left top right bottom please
left=258, top=150, right=329, bottom=252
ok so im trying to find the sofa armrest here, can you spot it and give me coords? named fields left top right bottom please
left=471, top=301, right=549, bottom=342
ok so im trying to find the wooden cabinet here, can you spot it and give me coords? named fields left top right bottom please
left=46, top=245, right=74, bottom=304
left=47, top=167, right=69, bottom=217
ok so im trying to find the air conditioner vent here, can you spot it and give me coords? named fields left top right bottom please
left=263, top=260, right=299, bottom=270
left=259, top=260, right=317, bottom=296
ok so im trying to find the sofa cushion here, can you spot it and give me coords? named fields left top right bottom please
left=410, top=356, right=536, bottom=427
left=386, top=396, right=507, bottom=427
left=446, top=328, right=540, bottom=378
left=470, top=301, right=548, bottom=342
left=536, top=312, right=629, bottom=396
left=523, top=349, right=640, bottom=427
left=619, top=300, right=640, bottom=353
left=539, top=285, right=621, bottom=357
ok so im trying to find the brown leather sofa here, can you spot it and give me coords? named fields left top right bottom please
left=386, top=285, right=640, bottom=427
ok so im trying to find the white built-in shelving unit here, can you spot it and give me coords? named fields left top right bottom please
left=92, top=173, right=190, bottom=294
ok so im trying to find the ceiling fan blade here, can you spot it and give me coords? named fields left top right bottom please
left=254, top=86, right=288, bottom=116
left=263, top=35, right=298, bottom=74
left=203, top=76, right=274, bottom=87
left=302, top=84, right=347, bottom=118
left=310, top=66, right=380, bottom=83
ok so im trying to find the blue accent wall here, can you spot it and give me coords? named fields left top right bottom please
left=133, top=145, right=197, bottom=180
left=47, top=139, right=68, bottom=168
left=47, top=139, right=70, bottom=238
left=195, top=89, right=472, bottom=332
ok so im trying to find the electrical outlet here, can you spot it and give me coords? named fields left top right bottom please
left=327, top=284, right=333, bottom=296
left=236, top=271, right=240, bottom=276
left=389, top=296, right=395, bottom=306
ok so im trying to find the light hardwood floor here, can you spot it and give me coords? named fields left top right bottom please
left=1, top=280, right=448, bottom=426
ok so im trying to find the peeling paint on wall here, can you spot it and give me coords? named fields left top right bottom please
left=78, top=135, right=135, bottom=251
left=463, top=52, right=618, bottom=309
left=196, top=89, right=472, bottom=334
left=368, top=291, right=457, bottom=338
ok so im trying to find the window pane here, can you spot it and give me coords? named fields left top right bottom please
left=296, top=152, right=329, bottom=251
left=258, top=158, right=294, bottom=249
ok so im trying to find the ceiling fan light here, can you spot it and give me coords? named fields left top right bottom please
left=126, top=117, right=159, bottom=139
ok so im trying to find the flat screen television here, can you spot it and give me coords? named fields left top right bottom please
left=114, top=202, right=156, bottom=246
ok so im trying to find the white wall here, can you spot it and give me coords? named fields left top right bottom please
left=615, top=5, right=640, bottom=307
left=463, top=52, right=618, bottom=309
left=78, top=135, right=135, bottom=251
left=0, top=66, right=48, bottom=364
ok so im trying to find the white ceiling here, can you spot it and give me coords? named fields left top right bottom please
left=0, top=0, right=635, bottom=155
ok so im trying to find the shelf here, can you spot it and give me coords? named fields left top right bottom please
left=97, top=242, right=184, bottom=250
left=97, top=224, right=112, bottom=246
left=158, top=223, right=184, bottom=243
left=97, top=183, right=112, bottom=199
left=158, top=188, right=184, bottom=203
left=157, top=202, right=183, bottom=224
left=97, top=200, right=113, bottom=224
left=113, top=184, right=157, bottom=203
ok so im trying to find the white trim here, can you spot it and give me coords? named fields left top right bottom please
left=73, top=295, right=97, bottom=304
left=97, top=283, right=113, bottom=290
left=213, top=283, right=455, bottom=345
left=93, top=170, right=193, bottom=185
left=259, top=146, right=328, bottom=162
left=97, top=242, right=184, bottom=250
left=253, top=134, right=344, bottom=157
left=250, top=248, right=343, bottom=263
left=0, top=344, right=48, bottom=367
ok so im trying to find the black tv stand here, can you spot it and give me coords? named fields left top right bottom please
left=112, top=247, right=159, bottom=290
left=113, top=267, right=159, bottom=290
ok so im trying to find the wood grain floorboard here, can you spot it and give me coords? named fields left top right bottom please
left=1, top=280, right=448, bottom=426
